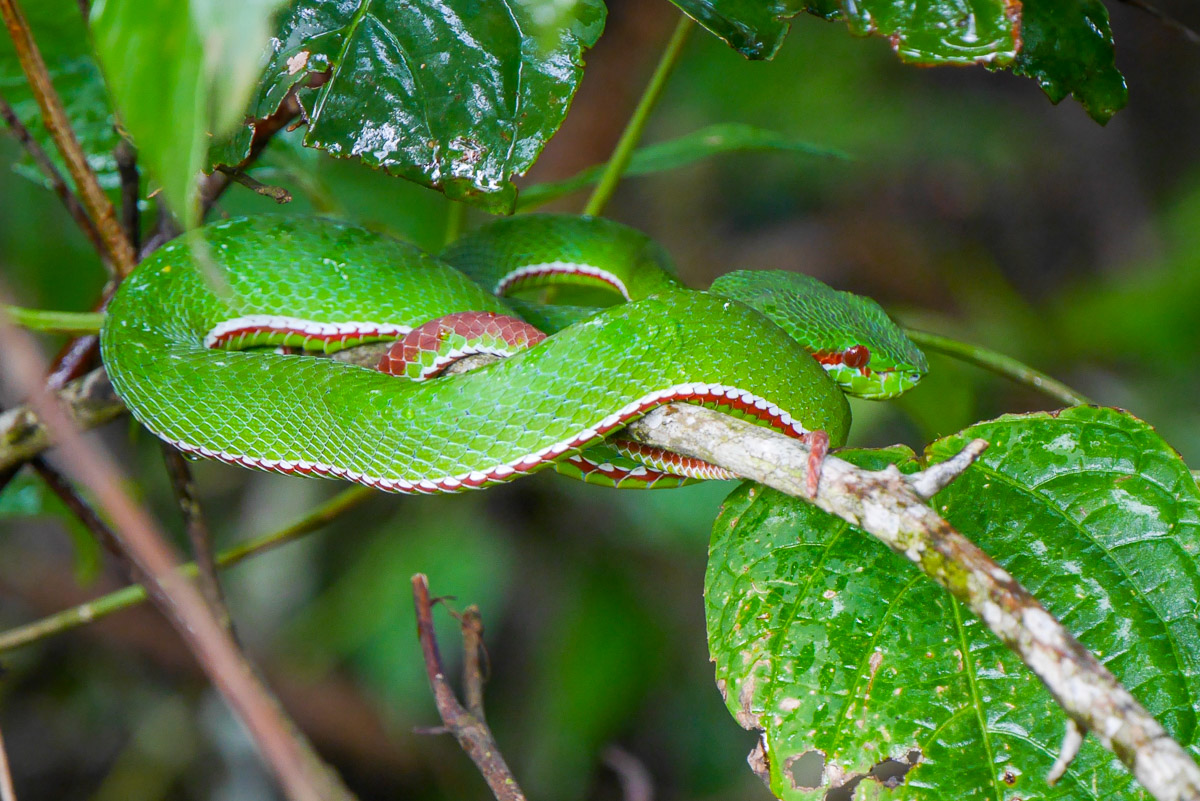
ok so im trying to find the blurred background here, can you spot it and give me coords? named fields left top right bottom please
left=2, top=1, right=1200, bottom=799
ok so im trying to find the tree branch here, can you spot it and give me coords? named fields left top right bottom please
left=0, top=0, right=136, bottom=275
left=412, top=575, right=526, bottom=801
left=624, top=404, right=1200, bottom=801
left=161, top=444, right=231, bottom=633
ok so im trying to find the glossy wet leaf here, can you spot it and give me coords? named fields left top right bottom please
left=90, top=0, right=283, bottom=225
left=672, top=0, right=1020, bottom=64
left=213, top=0, right=605, bottom=213
left=707, top=407, right=1200, bottom=799
left=517, top=123, right=847, bottom=210
left=0, top=3, right=119, bottom=189
left=672, top=0, right=1124, bottom=122
left=1007, top=0, right=1127, bottom=123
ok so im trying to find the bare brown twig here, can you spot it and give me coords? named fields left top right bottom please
left=30, top=457, right=124, bottom=566
left=216, top=166, right=292, bottom=204
left=460, top=606, right=487, bottom=722
left=0, top=0, right=135, bottom=275
left=602, top=746, right=654, bottom=801
left=1114, top=0, right=1200, bottom=45
left=114, top=138, right=141, bottom=252
left=412, top=575, right=526, bottom=801
left=161, top=444, right=231, bottom=633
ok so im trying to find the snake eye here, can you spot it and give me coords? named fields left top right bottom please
left=843, top=345, right=871, bottom=369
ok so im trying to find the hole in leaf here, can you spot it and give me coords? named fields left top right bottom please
left=869, top=758, right=911, bottom=788
left=788, top=750, right=826, bottom=790
left=824, top=749, right=920, bottom=800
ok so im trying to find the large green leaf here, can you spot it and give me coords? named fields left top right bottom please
left=89, top=0, right=284, bottom=225
left=214, top=0, right=606, bottom=213
left=0, top=2, right=119, bottom=189
left=706, top=407, right=1200, bottom=799
left=517, top=122, right=847, bottom=210
left=671, top=0, right=1124, bottom=122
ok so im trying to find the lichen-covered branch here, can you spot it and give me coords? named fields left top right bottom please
left=625, top=404, right=1200, bottom=801
left=0, top=367, right=123, bottom=472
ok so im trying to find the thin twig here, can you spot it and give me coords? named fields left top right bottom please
left=460, top=606, right=487, bottom=722
left=0, top=91, right=107, bottom=262
left=602, top=746, right=654, bottom=801
left=0, top=721, right=16, bottom=801
left=216, top=166, right=292, bottom=204
left=2, top=305, right=103, bottom=334
left=582, top=14, right=693, bottom=217
left=905, top=328, right=1094, bottom=407
left=0, top=308, right=355, bottom=801
left=115, top=138, right=141, bottom=252
left=1047, top=719, right=1085, bottom=785
left=30, top=458, right=125, bottom=565
left=1114, top=0, right=1200, bottom=45
left=0, top=0, right=136, bottom=275
left=161, top=444, right=232, bottom=633
left=0, top=486, right=372, bottom=653
left=625, top=403, right=1200, bottom=801
left=412, top=575, right=526, bottom=801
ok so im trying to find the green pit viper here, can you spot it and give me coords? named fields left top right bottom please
left=100, top=214, right=926, bottom=493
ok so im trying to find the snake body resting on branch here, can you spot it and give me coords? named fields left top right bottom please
left=100, top=215, right=926, bottom=493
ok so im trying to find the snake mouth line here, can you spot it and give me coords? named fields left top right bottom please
left=161, top=382, right=806, bottom=495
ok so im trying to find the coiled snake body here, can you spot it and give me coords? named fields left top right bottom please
left=101, top=215, right=925, bottom=493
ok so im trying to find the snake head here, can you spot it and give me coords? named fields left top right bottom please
left=815, top=342, right=927, bottom=399
left=709, top=270, right=928, bottom=400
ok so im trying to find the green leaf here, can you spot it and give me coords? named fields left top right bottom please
left=671, top=0, right=1020, bottom=64
left=672, top=0, right=1125, bottom=122
left=517, top=122, right=847, bottom=210
left=89, top=0, right=284, bottom=225
left=1007, top=0, right=1127, bottom=123
left=1, top=472, right=102, bottom=583
left=0, top=2, right=120, bottom=190
left=213, top=0, right=605, bottom=213
left=668, top=0, right=802, bottom=59
left=706, top=407, right=1200, bottom=799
